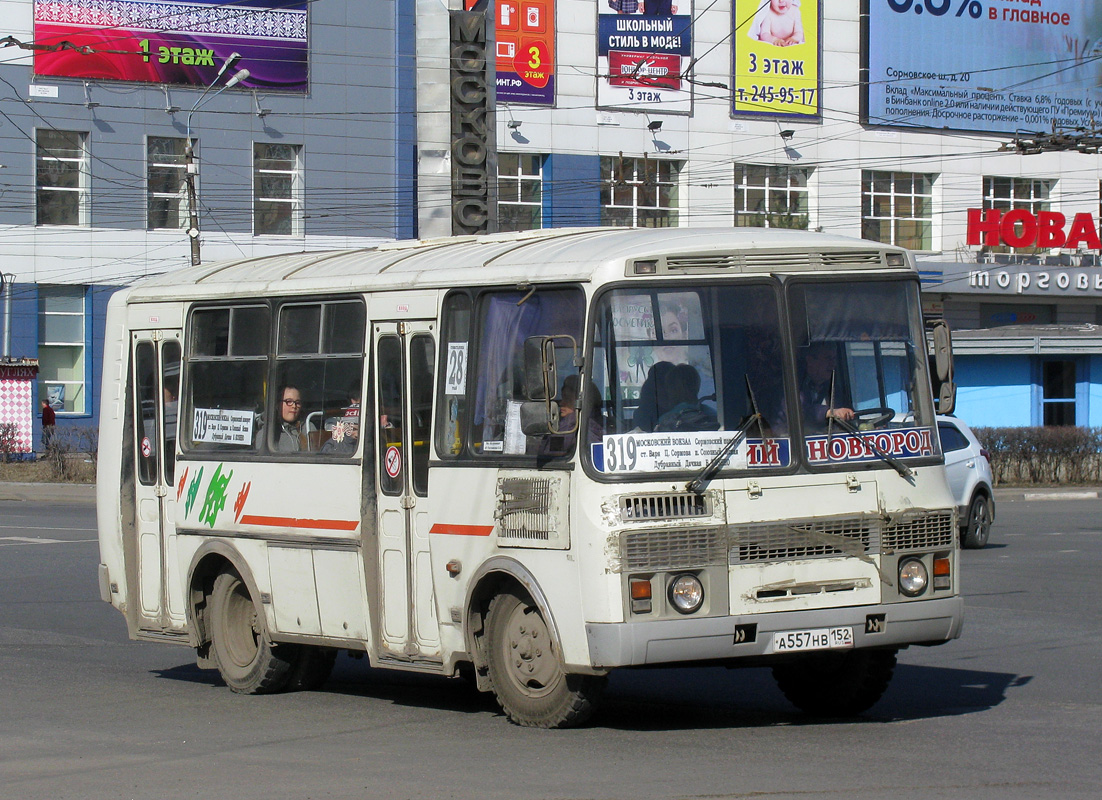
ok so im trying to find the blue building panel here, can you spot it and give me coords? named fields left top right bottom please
left=953, top=355, right=1034, bottom=428
left=544, top=154, right=601, bottom=228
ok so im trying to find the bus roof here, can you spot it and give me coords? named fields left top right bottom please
left=124, top=227, right=910, bottom=302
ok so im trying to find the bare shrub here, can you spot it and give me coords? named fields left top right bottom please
left=971, top=426, right=1102, bottom=485
left=0, top=423, right=19, bottom=463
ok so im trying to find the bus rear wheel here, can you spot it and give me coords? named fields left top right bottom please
left=485, top=588, right=605, bottom=728
left=772, top=648, right=897, bottom=717
left=209, top=570, right=294, bottom=694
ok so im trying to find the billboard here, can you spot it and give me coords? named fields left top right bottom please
left=495, top=0, right=556, bottom=105
left=32, top=0, right=308, bottom=92
left=732, top=0, right=821, bottom=119
left=598, top=2, right=694, bottom=115
left=866, top=0, right=1102, bottom=134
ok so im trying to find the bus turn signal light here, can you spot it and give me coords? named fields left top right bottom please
left=630, top=577, right=652, bottom=614
left=933, top=555, right=951, bottom=590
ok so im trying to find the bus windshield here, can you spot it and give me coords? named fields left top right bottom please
left=588, top=278, right=936, bottom=477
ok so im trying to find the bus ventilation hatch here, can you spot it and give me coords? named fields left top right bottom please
left=620, top=493, right=711, bottom=521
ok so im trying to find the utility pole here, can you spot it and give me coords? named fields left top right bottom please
left=184, top=53, right=249, bottom=266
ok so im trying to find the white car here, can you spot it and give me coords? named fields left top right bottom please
left=937, top=415, right=995, bottom=548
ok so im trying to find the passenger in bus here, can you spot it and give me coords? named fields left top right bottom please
left=276, top=384, right=315, bottom=452
left=798, top=342, right=854, bottom=430
left=654, top=364, right=719, bottom=432
left=631, top=360, right=676, bottom=432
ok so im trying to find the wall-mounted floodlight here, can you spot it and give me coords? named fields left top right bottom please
left=779, top=129, right=795, bottom=141
left=648, top=120, right=663, bottom=132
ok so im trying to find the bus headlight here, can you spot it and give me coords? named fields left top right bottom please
left=668, top=574, right=704, bottom=614
left=898, top=558, right=929, bottom=597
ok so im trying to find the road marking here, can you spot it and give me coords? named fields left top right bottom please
left=0, top=525, right=97, bottom=532
left=0, top=536, right=96, bottom=545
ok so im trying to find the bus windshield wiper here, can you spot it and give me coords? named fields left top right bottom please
left=687, top=376, right=766, bottom=494
left=829, top=416, right=914, bottom=479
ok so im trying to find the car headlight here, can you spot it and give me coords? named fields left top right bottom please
left=898, top=558, right=929, bottom=597
left=668, top=573, right=704, bottom=614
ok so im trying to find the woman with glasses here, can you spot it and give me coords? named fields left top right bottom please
left=276, top=384, right=315, bottom=452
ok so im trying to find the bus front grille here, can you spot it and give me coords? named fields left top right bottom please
left=727, top=517, right=878, bottom=564
left=620, top=527, right=728, bottom=572
left=881, top=511, right=955, bottom=552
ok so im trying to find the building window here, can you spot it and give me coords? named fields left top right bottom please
left=600, top=156, right=682, bottom=228
left=147, top=137, right=191, bottom=230
left=36, top=130, right=87, bottom=226
left=861, top=171, right=934, bottom=250
left=983, top=176, right=1054, bottom=253
left=254, top=143, right=303, bottom=236
left=734, top=164, right=810, bottom=229
left=38, top=286, right=87, bottom=414
left=1041, top=360, right=1076, bottom=426
left=498, top=153, right=543, bottom=231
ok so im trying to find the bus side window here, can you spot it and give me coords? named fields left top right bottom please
left=436, top=292, right=472, bottom=458
left=186, top=305, right=270, bottom=452
left=272, top=299, right=366, bottom=457
left=469, top=288, right=583, bottom=457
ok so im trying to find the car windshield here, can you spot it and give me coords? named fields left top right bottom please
left=586, top=278, right=938, bottom=478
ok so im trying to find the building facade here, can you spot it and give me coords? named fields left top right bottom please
left=0, top=0, right=415, bottom=441
left=4, top=1, right=1102, bottom=445
left=412, top=0, right=1102, bottom=429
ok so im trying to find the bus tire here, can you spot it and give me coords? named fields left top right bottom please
left=772, top=648, right=897, bottom=717
left=287, top=646, right=338, bottom=692
left=485, top=587, right=605, bottom=728
left=209, top=570, right=294, bottom=694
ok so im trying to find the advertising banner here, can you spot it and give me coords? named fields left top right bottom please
left=598, top=1, right=694, bottom=114
left=866, top=0, right=1102, bottom=134
left=32, top=0, right=308, bottom=92
left=495, top=0, right=556, bottom=105
left=732, top=0, right=821, bottom=119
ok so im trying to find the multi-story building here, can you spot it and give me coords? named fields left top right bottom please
left=3, top=1, right=1102, bottom=447
left=415, top=0, right=1102, bottom=428
left=0, top=0, right=415, bottom=439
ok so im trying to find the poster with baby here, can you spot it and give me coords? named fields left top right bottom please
left=731, top=0, right=821, bottom=119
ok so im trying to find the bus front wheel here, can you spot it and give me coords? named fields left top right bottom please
left=485, top=587, right=605, bottom=728
left=209, top=570, right=294, bottom=694
left=772, top=648, right=897, bottom=716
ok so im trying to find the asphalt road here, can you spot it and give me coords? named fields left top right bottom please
left=0, top=496, right=1098, bottom=799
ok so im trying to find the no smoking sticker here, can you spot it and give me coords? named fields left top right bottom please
left=385, top=445, right=402, bottom=478
left=141, top=437, right=152, bottom=458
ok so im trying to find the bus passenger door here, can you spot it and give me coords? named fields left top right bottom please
left=374, top=321, right=440, bottom=660
left=131, top=331, right=185, bottom=634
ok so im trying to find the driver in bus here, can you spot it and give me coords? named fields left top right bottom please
left=798, top=342, right=854, bottom=431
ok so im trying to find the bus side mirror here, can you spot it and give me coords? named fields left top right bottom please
left=520, top=400, right=561, bottom=436
left=929, top=320, right=955, bottom=416
left=523, top=337, right=557, bottom=401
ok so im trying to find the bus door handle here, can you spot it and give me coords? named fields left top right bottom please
left=400, top=495, right=416, bottom=510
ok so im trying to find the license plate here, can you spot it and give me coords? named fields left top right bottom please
left=771, top=626, right=854, bottom=653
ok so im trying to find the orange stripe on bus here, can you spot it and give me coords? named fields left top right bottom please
left=239, top=515, right=359, bottom=531
left=430, top=523, right=494, bottom=536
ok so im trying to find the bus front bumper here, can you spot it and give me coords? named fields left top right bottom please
left=584, top=596, right=963, bottom=668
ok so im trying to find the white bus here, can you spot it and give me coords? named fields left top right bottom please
left=97, top=227, right=962, bottom=728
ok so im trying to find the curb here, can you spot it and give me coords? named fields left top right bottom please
left=0, top=482, right=96, bottom=503
left=993, top=487, right=1100, bottom=502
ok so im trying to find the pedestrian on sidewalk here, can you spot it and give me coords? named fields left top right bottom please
left=41, top=400, right=56, bottom=452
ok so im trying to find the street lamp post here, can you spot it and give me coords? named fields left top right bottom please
left=184, top=54, right=250, bottom=266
